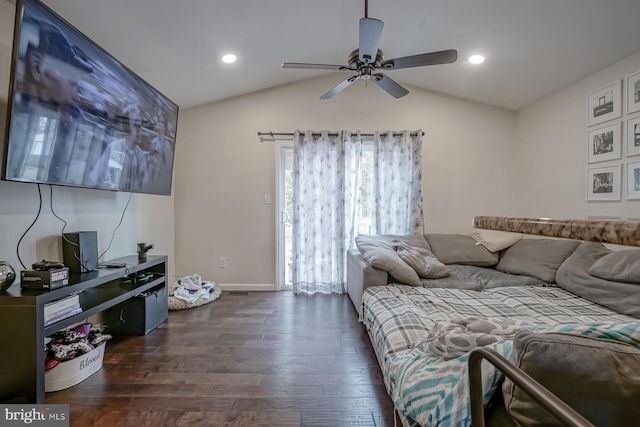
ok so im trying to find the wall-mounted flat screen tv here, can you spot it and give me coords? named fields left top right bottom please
left=3, top=0, right=179, bottom=195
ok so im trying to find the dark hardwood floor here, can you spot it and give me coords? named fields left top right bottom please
left=47, top=291, right=394, bottom=426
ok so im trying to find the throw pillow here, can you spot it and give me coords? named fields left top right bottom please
left=471, top=229, right=523, bottom=252
left=393, top=241, right=450, bottom=279
left=503, top=330, right=640, bottom=427
left=588, top=248, right=640, bottom=284
left=355, top=235, right=422, bottom=286
left=556, top=242, right=640, bottom=317
left=424, top=234, right=499, bottom=267
left=496, top=238, right=580, bottom=283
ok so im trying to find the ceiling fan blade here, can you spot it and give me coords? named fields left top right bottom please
left=372, top=73, right=409, bottom=98
left=282, top=62, right=351, bottom=71
left=359, top=18, right=384, bottom=64
left=320, top=75, right=359, bottom=99
left=382, top=49, right=458, bottom=70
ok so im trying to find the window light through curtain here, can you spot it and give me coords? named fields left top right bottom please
left=291, top=129, right=423, bottom=295
left=372, top=130, right=424, bottom=235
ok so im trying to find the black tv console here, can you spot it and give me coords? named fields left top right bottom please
left=0, top=255, right=168, bottom=404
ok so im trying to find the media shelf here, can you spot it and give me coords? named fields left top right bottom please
left=0, top=255, right=168, bottom=404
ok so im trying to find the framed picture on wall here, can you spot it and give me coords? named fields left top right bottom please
left=627, top=116, right=640, bottom=157
left=587, top=122, right=621, bottom=163
left=627, top=161, right=640, bottom=200
left=587, top=164, right=621, bottom=201
left=587, top=81, right=621, bottom=127
left=626, top=71, right=640, bottom=115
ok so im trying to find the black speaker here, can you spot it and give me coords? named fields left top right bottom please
left=62, top=231, right=98, bottom=273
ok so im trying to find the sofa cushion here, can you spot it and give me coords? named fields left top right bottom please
left=496, top=238, right=580, bottom=283
left=503, top=330, right=640, bottom=427
left=393, top=241, right=450, bottom=279
left=355, top=235, right=426, bottom=286
left=588, top=248, right=640, bottom=284
left=424, top=234, right=499, bottom=266
left=356, top=234, right=432, bottom=252
left=419, top=265, right=547, bottom=291
left=471, top=229, right=523, bottom=252
left=556, top=242, right=640, bottom=318
left=347, top=248, right=389, bottom=314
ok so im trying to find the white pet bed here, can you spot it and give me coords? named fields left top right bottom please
left=168, top=275, right=222, bottom=311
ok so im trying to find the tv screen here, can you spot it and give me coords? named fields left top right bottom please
left=3, top=0, right=179, bottom=195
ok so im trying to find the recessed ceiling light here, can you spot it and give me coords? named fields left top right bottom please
left=222, top=54, right=237, bottom=64
left=469, top=55, right=485, bottom=64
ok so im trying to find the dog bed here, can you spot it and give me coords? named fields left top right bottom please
left=168, top=274, right=222, bottom=311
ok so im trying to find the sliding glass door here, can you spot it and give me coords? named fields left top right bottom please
left=276, top=143, right=293, bottom=290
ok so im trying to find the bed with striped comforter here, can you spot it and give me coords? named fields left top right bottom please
left=360, top=285, right=637, bottom=427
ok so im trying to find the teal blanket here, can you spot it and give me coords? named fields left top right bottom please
left=389, top=321, right=640, bottom=427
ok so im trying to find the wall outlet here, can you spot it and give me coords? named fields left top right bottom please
left=218, top=257, right=227, bottom=268
left=264, top=195, right=271, bottom=205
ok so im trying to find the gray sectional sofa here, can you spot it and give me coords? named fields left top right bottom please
left=348, top=232, right=640, bottom=427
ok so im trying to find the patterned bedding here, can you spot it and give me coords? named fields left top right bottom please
left=360, top=285, right=635, bottom=427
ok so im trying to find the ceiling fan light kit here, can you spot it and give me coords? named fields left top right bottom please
left=282, top=0, right=458, bottom=99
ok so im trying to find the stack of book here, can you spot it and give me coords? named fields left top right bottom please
left=44, top=294, right=82, bottom=327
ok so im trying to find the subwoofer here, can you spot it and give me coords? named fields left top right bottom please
left=62, top=231, right=98, bottom=273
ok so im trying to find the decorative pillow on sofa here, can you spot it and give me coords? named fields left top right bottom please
left=556, top=242, right=640, bottom=318
left=355, top=235, right=425, bottom=287
left=503, top=330, right=640, bottom=427
left=471, top=229, right=523, bottom=252
left=393, top=241, right=450, bottom=279
left=424, top=234, right=499, bottom=266
left=496, top=238, right=580, bottom=283
left=588, top=248, right=640, bottom=284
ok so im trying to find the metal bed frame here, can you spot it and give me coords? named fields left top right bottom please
left=468, top=347, right=594, bottom=427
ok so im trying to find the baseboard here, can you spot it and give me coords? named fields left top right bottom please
left=218, top=283, right=277, bottom=291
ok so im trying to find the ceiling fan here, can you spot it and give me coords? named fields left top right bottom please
left=282, top=0, right=458, bottom=99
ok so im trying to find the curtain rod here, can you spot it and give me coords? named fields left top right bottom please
left=258, top=131, right=424, bottom=141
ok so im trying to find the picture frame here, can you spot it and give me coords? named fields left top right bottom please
left=627, top=161, right=640, bottom=200
left=626, top=71, right=640, bottom=115
left=587, top=164, right=621, bottom=201
left=587, top=122, right=621, bottom=163
left=587, top=81, right=621, bottom=127
left=626, top=116, right=640, bottom=157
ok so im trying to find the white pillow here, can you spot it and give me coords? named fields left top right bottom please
left=471, top=229, right=523, bottom=252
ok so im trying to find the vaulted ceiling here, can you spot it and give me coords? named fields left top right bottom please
left=3, top=0, right=640, bottom=111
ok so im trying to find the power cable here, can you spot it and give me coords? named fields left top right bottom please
left=98, top=192, right=133, bottom=260
left=16, top=184, right=43, bottom=269
left=49, top=185, right=88, bottom=271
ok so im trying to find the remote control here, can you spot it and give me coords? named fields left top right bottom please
left=103, top=263, right=126, bottom=268
left=31, top=260, right=65, bottom=270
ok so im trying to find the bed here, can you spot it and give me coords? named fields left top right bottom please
left=360, top=285, right=637, bottom=426
left=354, top=218, right=640, bottom=426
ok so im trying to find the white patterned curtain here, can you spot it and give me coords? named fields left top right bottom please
left=372, top=130, right=424, bottom=235
left=291, top=130, right=362, bottom=294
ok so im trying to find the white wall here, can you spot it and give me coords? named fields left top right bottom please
left=516, top=52, right=640, bottom=219
left=0, top=2, right=175, bottom=276
left=175, top=74, right=517, bottom=286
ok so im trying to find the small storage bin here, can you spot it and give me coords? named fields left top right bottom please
left=45, top=343, right=105, bottom=392
left=104, top=284, right=168, bottom=335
